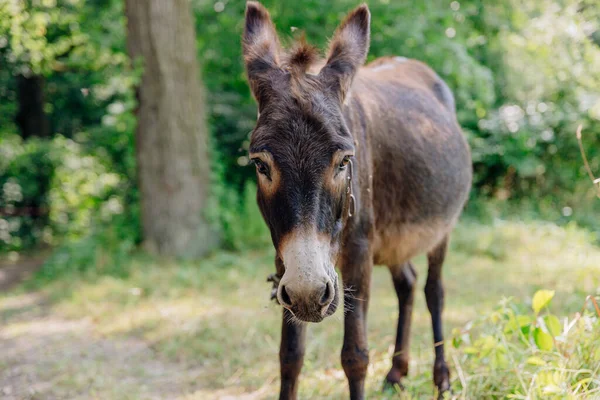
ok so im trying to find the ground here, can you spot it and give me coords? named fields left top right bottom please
left=0, top=219, right=598, bottom=399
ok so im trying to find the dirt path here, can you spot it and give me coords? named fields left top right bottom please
left=0, top=255, right=206, bottom=400
left=0, top=300, right=202, bottom=399
left=0, top=291, right=219, bottom=400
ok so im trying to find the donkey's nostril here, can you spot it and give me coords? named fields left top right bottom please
left=319, top=281, right=333, bottom=306
left=280, top=285, right=293, bottom=307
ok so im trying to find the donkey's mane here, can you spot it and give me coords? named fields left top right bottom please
left=277, top=35, right=326, bottom=110
left=283, top=35, right=322, bottom=77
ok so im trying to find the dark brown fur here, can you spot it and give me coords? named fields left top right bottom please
left=243, top=2, right=472, bottom=399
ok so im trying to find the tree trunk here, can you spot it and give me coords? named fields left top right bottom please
left=15, top=74, right=50, bottom=138
left=125, top=0, right=215, bottom=257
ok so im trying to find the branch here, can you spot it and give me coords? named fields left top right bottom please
left=576, top=124, right=600, bottom=198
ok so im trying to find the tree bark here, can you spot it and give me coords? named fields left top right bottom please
left=125, top=0, right=215, bottom=257
left=15, top=74, right=50, bottom=138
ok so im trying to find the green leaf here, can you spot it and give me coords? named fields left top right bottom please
left=452, top=336, right=462, bottom=349
left=544, top=314, right=561, bottom=337
left=517, top=315, right=532, bottom=327
left=532, top=290, right=555, bottom=313
left=526, top=356, right=547, bottom=366
left=533, top=327, right=554, bottom=351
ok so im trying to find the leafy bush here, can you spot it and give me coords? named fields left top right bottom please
left=205, top=141, right=270, bottom=252
left=451, top=291, right=600, bottom=398
left=0, top=132, right=139, bottom=280
left=1, top=0, right=140, bottom=263
left=0, top=136, right=57, bottom=250
left=210, top=181, right=271, bottom=252
left=39, top=134, right=139, bottom=278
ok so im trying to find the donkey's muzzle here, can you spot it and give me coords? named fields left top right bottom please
left=277, top=279, right=337, bottom=322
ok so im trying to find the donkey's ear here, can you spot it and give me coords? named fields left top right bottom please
left=320, top=4, right=370, bottom=103
left=243, top=2, right=282, bottom=104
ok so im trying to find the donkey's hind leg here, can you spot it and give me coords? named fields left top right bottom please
left=425, top=236, right=451, bottom=398
left=384, top=261, right=417, bottom=390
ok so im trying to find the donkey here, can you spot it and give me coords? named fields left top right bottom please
left=242, top=2, right=472, bottom=399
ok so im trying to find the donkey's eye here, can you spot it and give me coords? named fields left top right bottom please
left=339, top=156, right=351, bottom=170
left=252, top=158, right=270, bottom=177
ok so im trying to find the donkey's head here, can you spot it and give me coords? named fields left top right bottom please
left=243, top=2, right=370, bottom=322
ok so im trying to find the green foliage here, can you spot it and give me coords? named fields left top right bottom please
left=38, top=133, right=139, bottom=278
left=467, top=0, right=600, bottom=200
left=532, top=289, right=555, bottom=314
left=0, top=0, right=139, bottom=267
left=451, top=291, right=600, bottom=398
left=0, top=0, right=83, bottom=75
left=0, top=0, right=131, bottom=137
left=210, top=181, right=271, bottom=251
left=0, top=134, right=139, bottom=266
left=0, top=135, right=57, bottom=250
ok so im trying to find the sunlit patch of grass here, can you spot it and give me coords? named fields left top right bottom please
left=1, top=219, right=599, bottom=399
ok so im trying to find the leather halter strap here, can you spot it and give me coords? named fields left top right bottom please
left=346, top=159, right=356, bottom=218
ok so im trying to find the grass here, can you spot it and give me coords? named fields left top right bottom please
left=0, top=218, right=599, bottom=399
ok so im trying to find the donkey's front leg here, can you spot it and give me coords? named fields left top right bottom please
left=341, top=239, right=373, bottom=400
left=275, top=254, right=307, bottom=400
left=279, top=308, right=306, bottom=400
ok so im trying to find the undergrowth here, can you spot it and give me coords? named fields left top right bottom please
left=449, top=291, right=600, bottom=399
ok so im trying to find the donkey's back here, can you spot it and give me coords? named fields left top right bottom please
left=348, top=56, right=472, bottom=266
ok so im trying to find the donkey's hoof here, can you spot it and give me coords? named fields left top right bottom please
left=436, top=388, right=453, bottom=400
left=382, top=379, right=403, bottom=394
left=382, top=369, right=405, bottom=393
left=433, top=360, right=451, bottom=399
